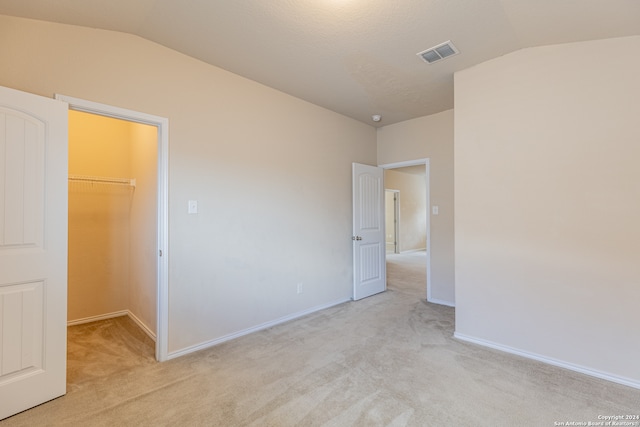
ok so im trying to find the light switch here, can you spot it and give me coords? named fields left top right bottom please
left=188, top=200, right=198, bottom=214
left=432, top=206, right=439, bottom=215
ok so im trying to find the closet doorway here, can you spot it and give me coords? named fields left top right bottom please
left=58, top=94, right=169, bottom=362
left=67, top=109, right=157, bottom=340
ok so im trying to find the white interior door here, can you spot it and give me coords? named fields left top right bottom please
left=0, top=86, right=68, bottom=420
left=352, top=163, right=386, bottom=300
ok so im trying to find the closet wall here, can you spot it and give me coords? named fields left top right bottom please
left=68, top=111, right=157, bottom=336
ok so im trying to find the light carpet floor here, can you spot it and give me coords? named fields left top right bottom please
left=2, top=253, right=639, bottom=426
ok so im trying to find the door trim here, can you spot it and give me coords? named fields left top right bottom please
left=54, top=94, right=169, bottom=362
left=379, top=159, right=431, bottom=302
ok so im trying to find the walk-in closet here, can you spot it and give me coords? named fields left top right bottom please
left=67, top=110, right=158, bottom=354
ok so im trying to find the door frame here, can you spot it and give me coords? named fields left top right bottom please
left=379, top=159, right=432, bottom=302
left=55, top=94, right=169, bottom=362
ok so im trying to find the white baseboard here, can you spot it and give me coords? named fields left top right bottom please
left=454, top=332, right=640, bottom=390
left=398, top=248, right=427, bottom=254
left=68, top=310, right=156, bottom=342
left=427, top=297, right=455, bottom=307
left=67, top=311, right=128, bottom=326
left=168, top=298, right=351, bottom=360
left=128, top=311, right=157, bottom=342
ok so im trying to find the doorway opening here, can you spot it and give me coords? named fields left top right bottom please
left=67, top=111, right=157, bottom=377
left=380, top=160, right=430, bottom=301
left=56, top=94, right=169, bottom=363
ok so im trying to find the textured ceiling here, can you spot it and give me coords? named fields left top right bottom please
left=0, top=0, right=638, bottom=126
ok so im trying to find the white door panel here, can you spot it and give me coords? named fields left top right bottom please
left=0, top=85, right=68, bottom=420
left=352, top=163, right=386, bottom=300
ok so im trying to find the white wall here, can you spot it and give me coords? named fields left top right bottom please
left=454, top=36, right=640, bottom=386
left=0, top=15, right=377, bottom=354
left=377, top=110, right=455, bottom=305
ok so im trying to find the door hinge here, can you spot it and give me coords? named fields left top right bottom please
left=159, top=250, right=163, bottom=257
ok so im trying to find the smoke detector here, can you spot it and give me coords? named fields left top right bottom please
left=372, top=115, right=381, bottom=122
left=417, top=40, right=459, bottom=64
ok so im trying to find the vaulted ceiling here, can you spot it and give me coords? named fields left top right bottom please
left=1, top=0, right=638, bottom=126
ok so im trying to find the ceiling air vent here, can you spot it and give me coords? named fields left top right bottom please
left=417, top=40, right=459, bottom=64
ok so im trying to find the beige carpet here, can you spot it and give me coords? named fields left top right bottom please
left=386, top=251, right=427, bottom=298
left=66, top=316, right=157, bottom=393
left=2, top=254, right=639, bottom=426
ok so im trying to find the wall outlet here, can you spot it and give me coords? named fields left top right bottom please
left=296, top=283, right=303, bottom=294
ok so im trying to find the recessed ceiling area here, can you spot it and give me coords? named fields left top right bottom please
left=0, top=0, right=638, bottom=126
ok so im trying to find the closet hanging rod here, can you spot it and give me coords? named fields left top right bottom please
left=68, top=174, right=136, bottom=187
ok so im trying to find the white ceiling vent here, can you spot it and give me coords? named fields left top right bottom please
left=417, top=40, right=459, bottom=64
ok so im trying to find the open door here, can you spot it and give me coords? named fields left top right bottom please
left=0, top=86, right=68, bottom=420
left=352, top=163, right=386, bottom=300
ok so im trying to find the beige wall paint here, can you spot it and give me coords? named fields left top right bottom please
left=377, top=110, right=454, bottom=305
left=0, top=15, right=376, bottom=354
left=68, top=111, right=132, bottom=320
left=384, top=169, right=426, bottom=252
left=128, top=122, right=158, bottom=333
left=454, top=36, right=640, bottom=384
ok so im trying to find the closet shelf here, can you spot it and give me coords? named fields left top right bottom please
left=68, top=174, right=136, bottom=188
